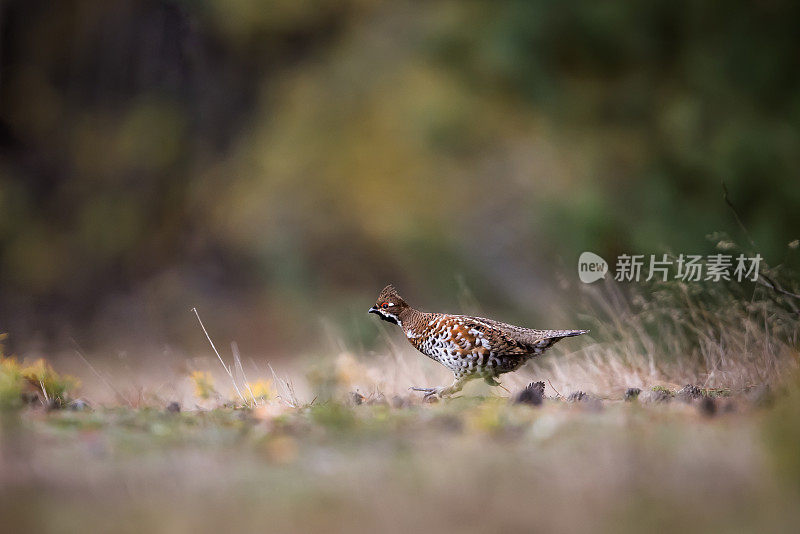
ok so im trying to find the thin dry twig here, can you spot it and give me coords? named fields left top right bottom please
left=191, top=307, right=247, bottom=405
left=269, top=363, right=300, bottom=407
left=232, top=341, right=258, bottom=406
left=547, top=379, right=562, bottom=398
left=38, top=378, right=49, bottom=404
left=70, top=337, right=132, bottom=407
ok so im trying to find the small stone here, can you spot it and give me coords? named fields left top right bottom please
left=166, top=401, right=181, bottom=413
left=624, top=388, right=641, bottom=401
left=69, top=399, right=90, bottom=411
left=641, top=389, right=672, bottom=403
left=46, top=398, right=65, bottom=411
left=567, top=391, right=587, bottom=402
left=677, top=384, right=703, bottom=402
left=514, top=382, right=544, bottom=406
left=530, top=381, right=546, bottom=397
left=350, top=391, right=365, bottom=406
left=566, top=391, right=603, bottom=411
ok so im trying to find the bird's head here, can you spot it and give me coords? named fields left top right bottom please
left=368, top=284, right=409, bottom=326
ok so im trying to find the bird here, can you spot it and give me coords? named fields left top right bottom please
left=368, top=284, right=588, bottom=399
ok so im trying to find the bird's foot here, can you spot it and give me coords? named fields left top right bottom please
left=410, top=386, right=443, bottom=400
left=411, top=378, right=466, bottom=400
left=409, top=386, right=460, bottom=400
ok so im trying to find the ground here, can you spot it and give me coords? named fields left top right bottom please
left=2, top=279, right=798, bottom=533
left=2, top=388, right=799, bottom=534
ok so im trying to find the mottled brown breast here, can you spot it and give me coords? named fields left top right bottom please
left=400, top=313, right=533, bottom=377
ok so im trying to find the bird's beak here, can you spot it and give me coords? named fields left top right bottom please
left=368, top=306, right=379, bottom=315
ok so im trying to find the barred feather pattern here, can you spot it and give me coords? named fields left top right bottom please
left=370, top=284, right=587, bottom=382
left=401, top=310, right=587, bottom=379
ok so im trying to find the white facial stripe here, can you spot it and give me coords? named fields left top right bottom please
left=377, top=309, right=401, bottom=326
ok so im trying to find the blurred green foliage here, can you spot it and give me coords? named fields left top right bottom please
left=440, top=0, right=800, bottom=256
left=765, top=371, right=800, bottom=494
left=0, top=335, right=24, bottom=409
left=0, top=0, right=798, bottom=352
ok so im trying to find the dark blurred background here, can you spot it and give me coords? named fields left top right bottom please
left=1, top=0, right=799, bottom=358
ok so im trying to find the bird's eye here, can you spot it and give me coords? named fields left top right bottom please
left=381, top=302, right=389, bottom=309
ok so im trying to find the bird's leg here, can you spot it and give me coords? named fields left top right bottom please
left=409, top=386, right=437, bottom=399
left=439, top=377, right=467, bottom=397
left=411, top=377, right=468, bottom=400
left=484, top=376, right=510, bottom=395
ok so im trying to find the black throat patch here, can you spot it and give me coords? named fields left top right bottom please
left=377, top=311, right=400, bottom=325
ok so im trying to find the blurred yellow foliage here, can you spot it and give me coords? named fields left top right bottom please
left=0, top=355, right=24, bottom=409
left=190, top=371, right=217, bottom=400
left=22, top=358, right=80, bottom=402
left=764, top=370, right=800, bottom=493
left=0, top=345, right=79, bottom=408
left=247, top=379, right=274, bottom=401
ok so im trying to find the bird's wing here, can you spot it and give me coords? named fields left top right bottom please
left=447, top=316, right=529, bottom=356
left=460, top=315, right=588, bottom=354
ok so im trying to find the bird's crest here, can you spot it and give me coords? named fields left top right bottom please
left=374, top=284, right=409, bottom=310
left=378, top=284, right=400, bottom=301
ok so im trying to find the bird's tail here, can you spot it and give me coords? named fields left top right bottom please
left=541, top=329, right=589, bottom=339
left=528, top=329, right=589, bottom=352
